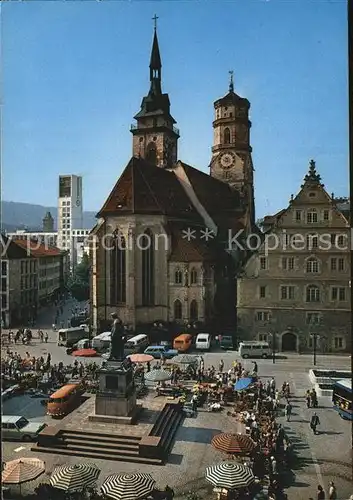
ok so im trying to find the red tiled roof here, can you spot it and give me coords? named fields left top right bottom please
left=179, top=161, right=242, bottom=217
left=12, top=238, right=62, bottom=257
left=167, top=222, right=221, bottom=263
left=97, top=156, right=202, bottom=221
left=1, top=235, right=29, bottom=259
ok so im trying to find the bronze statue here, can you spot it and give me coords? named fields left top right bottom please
left=109, top=313, right=125, bottom=361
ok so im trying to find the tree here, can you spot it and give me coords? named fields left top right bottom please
left=68, top=252, right=91, bottom=301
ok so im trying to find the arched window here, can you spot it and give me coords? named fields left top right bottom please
left=190, top=300, right=198, bottom=321
left=190, top=268, right=198, bottom=285
left=174, top=269, right=182, bottom=284
left=174, top=299, right=182, bottom=320
left=146, top=142, right=157, bottom=165
left=306, top=233, right=318, bottom=250
left=224, top=127, right=231, bottom=144
left=306, top=257, right=319, bottom=273
left=306, top=285, right=320, bottom=302
left=307, top=209, right=318, bottom=223
left=111, top=233, right=126, bottom=304
left=141, top=229, right=154, bottom=305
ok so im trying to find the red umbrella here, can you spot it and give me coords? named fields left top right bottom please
left=211, top=433, right=257, bottom=455
left=72, top=349, right=98, bottom=357
left=128, top=353, right=154, bottom=363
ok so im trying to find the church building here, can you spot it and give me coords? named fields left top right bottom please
left=90, top=26, right=256, bottom=335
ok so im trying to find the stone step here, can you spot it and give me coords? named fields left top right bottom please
left=31, top=444, right=163, bottom=465
left=60, top=431, right=141, bottom=446
left=60, top=428, right=141, bottom=441
left=62, top=442, right=141, bottom=457
left=62, top=437, right=140, bottom=452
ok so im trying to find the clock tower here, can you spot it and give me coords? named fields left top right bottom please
left=131, top=19, right=179, bottom=168
left=209, top=73, right=255, bottom=225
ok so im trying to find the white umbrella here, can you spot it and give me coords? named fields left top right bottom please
left=50, top=463, right=100, bottom=492
left=144, top=369, right=172, bottom=382
left=2, top=458, right=45, bottom=492
left=205, top=461, right=255, bottom=490
left=101, top=473, right=156, bottom=500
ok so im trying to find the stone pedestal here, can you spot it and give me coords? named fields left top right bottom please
left=89, top=359, right=141, bottom=425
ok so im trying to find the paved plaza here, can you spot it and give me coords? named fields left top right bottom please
left=2, top=302, right=352, bottom=499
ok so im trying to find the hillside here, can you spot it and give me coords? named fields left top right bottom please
left=1, top=201, right=97, bottom=231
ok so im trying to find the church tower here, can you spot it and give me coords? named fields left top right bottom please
left=209, top=73, right=255, bottom=225
left=131, top=18, right=179, bottom=168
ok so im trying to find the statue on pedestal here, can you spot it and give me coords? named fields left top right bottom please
left=109, top=313, right=126, bottom=362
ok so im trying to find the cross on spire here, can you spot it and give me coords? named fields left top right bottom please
left=152, top=14, right=159, bottom=30
left=229, top=70, right=234, bottom=92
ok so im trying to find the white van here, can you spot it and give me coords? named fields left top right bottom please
left=92, top=331, right=111, bottom=351
left=125, top=334, right=149, bottom=355
left=195, top=333, right=211, bottom=351
left=57, top=327, right=86, bottom=347
left=238, top=341, right=271, bottom=359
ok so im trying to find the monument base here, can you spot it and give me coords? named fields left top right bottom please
left=89, top=403, right=142, bottom=425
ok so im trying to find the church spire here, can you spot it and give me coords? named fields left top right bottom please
left=149, top=15, right=162, bottom=95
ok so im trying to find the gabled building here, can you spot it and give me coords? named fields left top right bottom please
left=90, top=26, right=256, bottom=335
left=237, top=161, right=350, bottom=353
left=1, top=235, right=68, bottom=327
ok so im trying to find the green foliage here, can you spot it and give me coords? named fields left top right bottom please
left=67, top=252, right=90, bottom=301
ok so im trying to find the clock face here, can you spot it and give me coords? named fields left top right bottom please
left=220, top=152, right=235, bottom=169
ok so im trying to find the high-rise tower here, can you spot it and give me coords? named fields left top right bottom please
left=130, top=18, right=179, bottom=168
left=209, top=72, right=255, bottom=225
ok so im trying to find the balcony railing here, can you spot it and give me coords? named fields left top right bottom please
left=130, top=123, right=180, bottom=136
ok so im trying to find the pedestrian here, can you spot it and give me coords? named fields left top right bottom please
left=285, top=401, right=293, bottom=422
left=191, top=393, right=198, bottom=414
left=310, top=412, right=320, bottom=435
left=44, top=331, right=48, bottom=343
left=317, top=485, right=325, bottom=500
left=306, top=390, right=311, bottom=408
left=328, top=482, right=337, bottom=500
left=252, top=361, right=258, bottom=374
left=219, top=359, right=224, bottom=373
left=146, top=361, right=151, bottom=372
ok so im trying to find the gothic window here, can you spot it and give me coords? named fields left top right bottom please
left=141, top=229, right=154, bottom=306
left=224, top=127, right=231, bottom=144
left=190, top=268, right=197, bottom=285
left=146, top=142, right=157, bottom=165
left=306, top=257, right=319, bottom=273
left=111, top=233, right=126, bottom=304
left=175, top=269, right=182, bottom=284
left=174, top=299, right=182, bottom=320
left=306, top=285, right=320, bottom=303
left=190, top=300, right=198, bottom=321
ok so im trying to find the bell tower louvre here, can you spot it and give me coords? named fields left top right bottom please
left=131, top=16, right=179, bottom=169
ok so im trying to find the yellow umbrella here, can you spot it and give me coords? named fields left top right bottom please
left=2, top=458, right=45, bottom=492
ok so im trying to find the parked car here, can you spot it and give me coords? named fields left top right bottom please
left=219, top=335, right=234, bottom=350
left=2, top=416, right=47, bottom=441
left=144, top=345, right=178, bottom=359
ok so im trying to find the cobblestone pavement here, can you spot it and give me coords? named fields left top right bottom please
left=2, top=303, right=352, bottom=499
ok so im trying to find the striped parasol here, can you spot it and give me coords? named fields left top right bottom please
left=2, top=458, right=45, bottom=485
left=50, top=463, right=100, bottom=492
left=172, top=354, right=199, bottom=365
left=144, top=369, right=172, bottom=382
left=101, top=473, right=156, bottom=500
left=205, top=461, right=255, bottom=489
left=211, top=433, right=257, bottom=455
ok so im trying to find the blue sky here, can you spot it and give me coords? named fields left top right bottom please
left=2, top=0, right=348, bottom=219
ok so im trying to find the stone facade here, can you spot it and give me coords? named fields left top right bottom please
left=237, top=161, right=350, bottom=353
